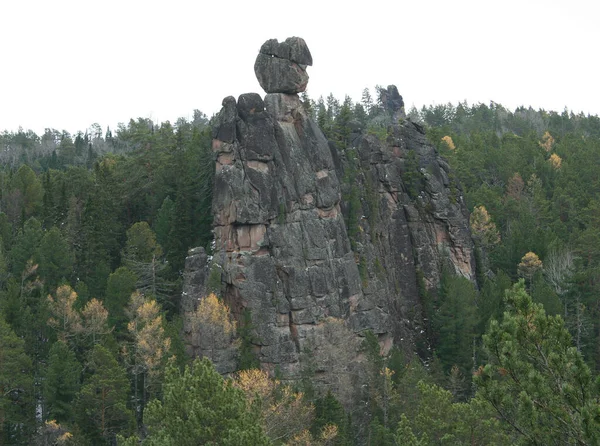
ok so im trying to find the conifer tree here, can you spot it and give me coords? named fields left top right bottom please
left=142, top=358, right=271, bottom=445
left=0, top=317, right=34, bottom=445
left=76, top=345, right=133, bottom=444
left=44, top=341, right=81, bottom=423
left=475, top=280, right=600, bottom=444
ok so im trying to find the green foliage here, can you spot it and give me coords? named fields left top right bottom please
left=237, top=309, right=260, bottom=370
left=398, top=381, right=509, bottom=445
left=123, top=221, right=163, bottom=264
left=44, top=340, right=81, bottom=423
left=402, top=150, right=423, bottom=200
left=104, top=266, right=137, bottom=330
left=475, top=280, right=600, bottom=444
left=11, top=164, right=43, bottom=219
left=0, top=316, right=34, bottom=445
left=38, top=226, right=74, bottom=290
left=313, top=391, right=351, bottom=445
left=76, top=345, right=133, bottom=445
left=10, top=216, right=43, bottom=277
left=142, top=358, right=271, bottom=445
left=433, top=272, right=478, bottom=377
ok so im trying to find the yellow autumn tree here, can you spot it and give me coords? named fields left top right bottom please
left=549, top=153, right=562, bottom=169
left=191, top=293, right=236, bottom=357
left=47, top=285, right=82, bottom=341
left=470, top=205, right=501, bottom=248
left=518, top=251, right=543, bottom=284
left=80, top=298, right=111, bottom=344
left=125, top=291, right=171, bottom=417
left=286, top=425, right=338, bottom=446
left=39, top=420, right=73, bottom=445
left=441, top=135, right=456, bottom=150
left=540, top=131, right=555, bottom=152
left=233, top=369, right=317, bottom=444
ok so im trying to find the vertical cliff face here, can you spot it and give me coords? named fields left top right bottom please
left=182, top=37, right=476, bottom=377
left=334, top=92, right=477, bottom=353
left=209, top=90, right=391, bottom=377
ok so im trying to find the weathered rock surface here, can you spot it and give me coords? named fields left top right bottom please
left=207, top=91, right=390, bottom=379
left=254, top=37, right=312, bottom=94
left=334, top=118, right=477, bottom=355
left=182, top=37, right=476, bottom=382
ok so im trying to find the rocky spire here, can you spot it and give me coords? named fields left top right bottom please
left=182, top=37, right=477, bottom=380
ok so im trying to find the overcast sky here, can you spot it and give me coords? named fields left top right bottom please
left=1, top=0, right=599, bottom=136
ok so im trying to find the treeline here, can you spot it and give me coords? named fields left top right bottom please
left=3, top=88, right=600, bottom=445
left=304, top=88, right=600, bottom=372
left=295, top=89, right=600, bottom=444
left=0, top=112, right=215, bottom=444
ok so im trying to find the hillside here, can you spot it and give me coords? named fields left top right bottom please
left=1, top=37, right=600, bottom=445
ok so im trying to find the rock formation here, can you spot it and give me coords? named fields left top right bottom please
left=254, top=37, right=312, bottom=94
left=182, top=38, right=476, bottom=380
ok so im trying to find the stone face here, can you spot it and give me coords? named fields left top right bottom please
left=254, top=37, right=312, bottom=94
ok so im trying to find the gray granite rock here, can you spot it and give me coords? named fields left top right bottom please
left=184, top=38, right=477, bottom=386
left=254, top=37, right=312, bottom=94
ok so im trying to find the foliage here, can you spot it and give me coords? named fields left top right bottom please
left=517, top=251, right=543, bottom=283
left=0, top=316, right=34, bottom=445
left=433, top=273, right=478, bottom=378
left=47, top=285, right=82, bottom=341
left=189, top=292, right=236, bottom=355
left=233, top=368, right=315, bottom=443
left=76, top=345, right=133, bottom=444
left=142, top=358, right=271, bottom=445
left=44, top=341, right=81, bottom=423
left=441, top=135, right=456, bottom=150
left=470, top=205, right=500, bottom=248
left=475, top=280, right=600, bottom=444
left=124, top=292, right=171, bottom=426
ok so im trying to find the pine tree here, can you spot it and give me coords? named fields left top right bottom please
left=104, top=266, right=137, bottom=330
left=38, top=226, right=74, bottom=290
left=475, top=280, right=600, bottom=444
left=142, top=358, right=271, bottom=445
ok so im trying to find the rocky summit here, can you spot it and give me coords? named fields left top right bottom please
left=182, top=38, right=476, bottom=381
left=254, top=37, right=312, bottom=94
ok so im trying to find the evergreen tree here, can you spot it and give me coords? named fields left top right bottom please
left=0, top=316, right=34, bottom=445
left=10, top=217, right=43, bottom=277
left=38, top=226, right=74, bottom=290
left=475, top=280, right=600, bottom=444
left=44, top=340, right=81, bottom=423
left=433, top=273, right=478, bottom=377
left=142, top=358, right=271, bottom=445
left=313, top=391, right=351, bottom=445
left=104, top=266, right=137, bottom=330
left=76, top=345, right=133, bottom=444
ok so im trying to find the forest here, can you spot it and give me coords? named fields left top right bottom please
left=2, top=89, right=600, bottom=445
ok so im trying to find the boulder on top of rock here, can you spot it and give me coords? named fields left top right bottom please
left=254, top=37, right=312, bottom=94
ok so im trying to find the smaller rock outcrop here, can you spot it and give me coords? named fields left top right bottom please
left=254, top=37, right=312, bottom=94
left=378, top=85, right=406, bottom=119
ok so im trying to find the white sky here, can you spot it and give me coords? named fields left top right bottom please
left=1, top=0, right=599, bottom=136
